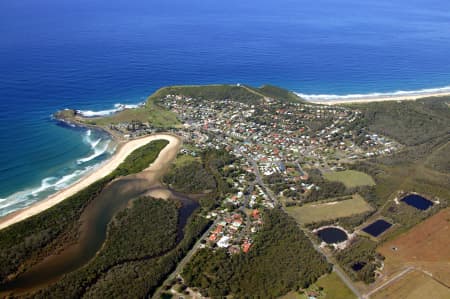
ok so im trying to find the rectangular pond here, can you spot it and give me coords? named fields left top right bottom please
left=362, top=219, right=392, bottom=237
left=402, top=194, right=433, bottom=210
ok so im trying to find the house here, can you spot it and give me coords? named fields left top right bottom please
left=213, top=225, right=224, bottom=234
left=232, top=218, right=243, bottom=228
left=217, top=236, right=231, bottom=248
left=242, top=242, right=252, bottom=253
left=251, top=209, right=260, bottom=220
left=209, top=234, right=217, bottom=242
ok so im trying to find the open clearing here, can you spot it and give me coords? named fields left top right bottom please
left=287, top=194, right=373, bottom=224
left=377, top=207, right=450, bottom=286
left=279, top=272, right=355, bottom=299
left=323, top=170, right=375, bottom=188
left=372, top=270, right=450, bottom=299
left=316, top=272, right=356, bottom=299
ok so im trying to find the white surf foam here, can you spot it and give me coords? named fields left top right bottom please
left=0, top=165, right=97, bottom=216
left=296, top=85, right=450, bottom=102
left=77, top=140, right=111, bottom=164
left=77, top=102, right=144, bottom=117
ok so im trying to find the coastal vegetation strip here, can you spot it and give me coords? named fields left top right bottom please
left=0, top=139, right=169, bottom=287
left=349, top=97, right=450, bottom=146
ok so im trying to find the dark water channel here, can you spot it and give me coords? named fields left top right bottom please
left=1, top=175, right=198, bottom=295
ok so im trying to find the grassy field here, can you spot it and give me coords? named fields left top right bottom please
left=372, top=270, right=450, bottom=299
left=286, top=194, right=373, bottom=224
left=316, top=272, right=356, bottom=299
left=86, top=100, right=180, bottom=128
left=323, top=170, right=375, bottom=188
left=279, top=272, right=356, bottom=299
left=377, top=207, right=450, bottom=286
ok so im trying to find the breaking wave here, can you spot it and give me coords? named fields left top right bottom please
left=77, top=130, right=111, bottom=164
left=77, top=140, right=110, bottom=164
left=0, top=165, right=96, bottom=217
left=295, top=85, right=450, bottom=102
left=77, top=102, right=143, bottom=117
left=0, top=129, right=116, bottom=217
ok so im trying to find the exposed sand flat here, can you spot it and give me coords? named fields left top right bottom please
left=305, top=92, right=450, bottom=105
left=0, top=134, right=181, bottom=230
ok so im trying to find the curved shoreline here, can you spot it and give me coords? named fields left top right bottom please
left=300, top=91, right=450, bottom=105
left=0, top=133, right=182, bottom=230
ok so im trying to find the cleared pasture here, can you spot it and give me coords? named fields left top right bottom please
left=287, top=194, right=373, bottom=224
left=323, top=170, right=375, bottom=188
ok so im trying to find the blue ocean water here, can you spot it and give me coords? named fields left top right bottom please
left=1, top=0, right=450, bottom=216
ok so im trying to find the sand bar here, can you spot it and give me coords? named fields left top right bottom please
left=0, top=133, right=181, bottom=230
left=303, top=91, right=450, bottom=105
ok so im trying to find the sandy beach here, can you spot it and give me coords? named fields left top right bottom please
left=304, top=91, right=450, bottom=105
left=0, top=133, right=181, bottom=230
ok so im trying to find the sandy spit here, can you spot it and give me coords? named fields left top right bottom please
left=0, top=134, right=181, bottom=230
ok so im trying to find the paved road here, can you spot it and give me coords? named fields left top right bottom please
left=334, top=265, right=363, bottom=299
left=245, top=153, right=362, bottom=298
left=153, top=142, right=362, bottom=299
left=246, top=153, right=362, bottom=298
left=302, top=227, right=363, bottom=299
left=151, top=218, right=218, bottom=299
left=363, top=267, right=414, bottom=299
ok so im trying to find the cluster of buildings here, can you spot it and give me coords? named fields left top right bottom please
left=160, top=93, right=398, bottom=202
left=203, top=209, right=263, bottom=255
left=108, top=121, right=157, bottom=139
left=105, top=92, right=399, bottom=255
left=162, top=93, right=398, bottom=165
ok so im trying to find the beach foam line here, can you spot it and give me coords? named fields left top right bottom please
left=0, top=165, right=97, bottom=217
left=0, top=134, right=182, bottom=230
left=77, top=102, right=144, bottom=117
left=77, top=129, right=114, bottom=164
left=77, top=140, right=110, bottom=164
left=296, top=85, right=450, bottom=103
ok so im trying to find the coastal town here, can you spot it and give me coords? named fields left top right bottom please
left=86, top=89, right=411, bottom=299
left=97, top=90, right=402, bottom=254
left=3, top=85, right=449, bottom=299
left=3, top=0, right=450, bottom=297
